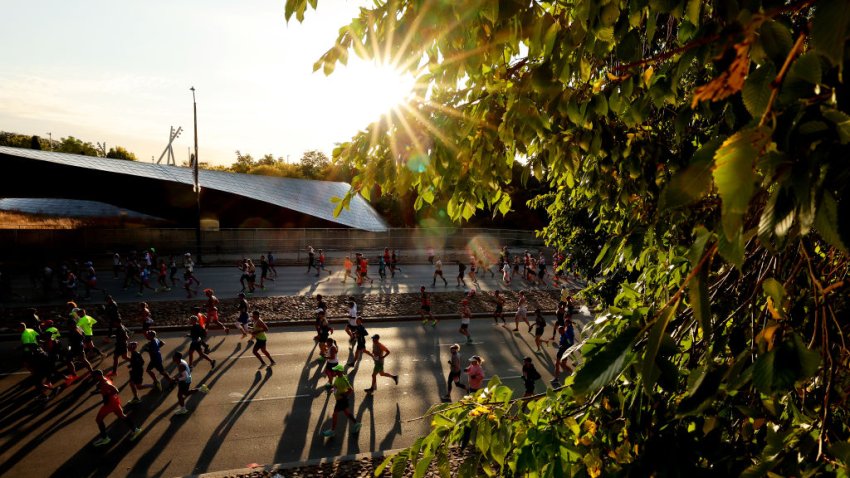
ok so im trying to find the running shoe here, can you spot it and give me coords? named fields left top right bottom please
left=431, top=320, right=438, bottom=327
left=321, top=429, right=335, bottom=437
left=364, top=387, right=375, bottom=393
left=93, top=436, right=111, bottom=447
left=127, top=397, right=142, bottom=405
left=198, top=384, right=210, bottom=393
left=129, top=427, right=143, bottom=441
left=174, top=407, right=189, bottom=415
left=352, top=422, right=362, bottom=433
left=393, top=375, right=399, bottom=385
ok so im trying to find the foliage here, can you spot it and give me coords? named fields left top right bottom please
left=105, top=146, right=137, bottom=161
left=299, top=149, right=331, bottom=179
left=56, top=136, right=98, bottom=156
left=289, top=0, right=850, bottom=476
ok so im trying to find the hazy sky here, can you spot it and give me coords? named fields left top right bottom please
left=0, top=0, right=413, bottom=166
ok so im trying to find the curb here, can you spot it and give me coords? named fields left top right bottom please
left=180, top=448, right=403, bottom=478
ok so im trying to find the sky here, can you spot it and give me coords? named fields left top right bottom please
left=0, top=0, right=413, bottom=166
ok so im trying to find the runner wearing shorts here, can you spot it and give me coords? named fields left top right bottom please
left=345, top=299, right=359, bottom=343
left=110, top=324, right=130, bottom=375
left=322, top=337, right=339, bottom=387
left=251, top=310, right=275, bottom=367
left=204, top=289, right=229, bottom=334
left=493, top=291, right=506, bottom=326
left=143, top=331, right=170, bottom=391
left=432, top=259, right=448, bottom=287
left=533, top=308, right=548, bottom=351
left=127, top=342, right=145, bottom=404
left=91, top=370, right=141, bottom=447
left=441, top=344, right=466, bottom=401
left=419, top=286, right=436, bottom=326
left=363, top=335, right=399, bottom=393
left=321, top=364, right=361, bottom=438
left=347, top=319, right=368, bottom=368
left=171, top=352, right=209, bottom=415
left=235, top=293, right=250, bottom=338
left=459, top=299, right=473, bottom=344
left=187, top=315, right=215, bottom=368
left=513, top=291, right=531, bottom=332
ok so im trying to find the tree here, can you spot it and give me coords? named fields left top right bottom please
left=30, top=135, right=41, bottom=150
left=256, top=153, right=279, bottom=167
left=57, top=136, right=98, bottom=156
left=289, top=0, right=850, bottom=476
left=231, top=150, right=256, bottom=174
left=106, top=146, right=137, bottom=161
left=299, top=149, right=330, bottom=179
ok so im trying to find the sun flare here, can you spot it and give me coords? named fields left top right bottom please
left=338, top=60, right=415, bottom=125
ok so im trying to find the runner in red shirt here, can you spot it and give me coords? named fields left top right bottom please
left=92, top=369, right=141, bottom=447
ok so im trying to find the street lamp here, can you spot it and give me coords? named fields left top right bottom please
left=190, top=86, right=202, bottom=264
left=46, top=132, right=52, bottom=150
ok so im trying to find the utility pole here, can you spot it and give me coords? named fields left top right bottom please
left=46, top=132, right=52, bottom=150
left=191, top=86, right=202, bottom=264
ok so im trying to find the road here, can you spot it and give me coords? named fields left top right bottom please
left=6, top=263, right=585, bottom=307
left=0, top=310, right=592, bottom=478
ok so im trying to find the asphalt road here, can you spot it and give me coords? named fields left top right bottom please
left=0, top=309, right=591, bottom=478
left=7, top=263, right=585, bottom=307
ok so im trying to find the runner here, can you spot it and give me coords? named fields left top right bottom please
left=358, top=254, right=374, bottom=285
left=245, top=259, right=257, bottom=293
left=169, top=255, right=179, bottom=287
left=345, top=298, right=359, bottom=344
left=441, top=344, right=466, bottom=401
left=513, top=291, right=531, bottom=332
left=237, top=258, right=250, bottom=292
left=187, top=315, right=215, bottom=368
left=432, top=258, right=448, bottom=287
left=468, top=259, right=478, bottom=286
left=321, top=364, right=361, bottom=438
left=90, top=369, right=141, bottom=446
left=81, top=261, right=103, bottom=300
left=464, top=355, right=485, bottom=394
left=19, top=323, right=53, bottom=400
left=532, top=308, right=549, bottom=352
left=341, top=255, right=353, bottom=284
left=191, top=306, right=212, bottom=353
left=346, top=318, right=368, bottom=368
left=138, top=265, right=156, bottom=296
left=427, top=246, right=435, bottom=264
left=316, top=249, right=331, bottom=276
left=102, top=295, right=122, bottom=344
left=419, top=286, right=436, bottom=326
left=171, top=351, right=210, bottom=415
left=65, top=320, right=93, bottom=380
left=322, top=337, right=339, bottom=387
left=234, top=292, right=250, bottom=338
left=390, top=250, right=401, bottom=277
left=251, top=310, right=276, bottom=367
left=378, top=255, right=387, bottom=281
left=511, top=256, right=521, bottom=281
left=456, top=260, right=467, bottom=288
left=126, top=342, right=146, bottom=405
left=552, top=320, right=576, bottom=386
left=315, top=309, right=332, bottom=360
left=552, top=302, right=567, bottom=342
left=183, top=270, right=198, bottom=298
left=266, top=251, right=277, bottom=279
left=139, top=302, right=154, bottom=333
left=204, top=288, right=229, bottom=334
left=184, top=252, right=200, bottom=287
left=363, top=334, right=399, bottom=393
left=110, top=323, right=130, bottom=375
left=113, top=252, right=122, bottom=279
left=306, top=246, right=317, bottom=274
left=143, top=330, right=170, bottom=391
left=75, top=308, right=105, bottom=358
left=259, top=255, right=275, bottom=289
left=493, top=290, right=506, bottom=326
left=521, top=356, right=542, bottom=397
left=459, top=299, right=473, bottom=345
left=156, top=259, right=171, bottom=292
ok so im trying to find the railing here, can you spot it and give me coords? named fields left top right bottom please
left=0, top=227, right=548, bottom=265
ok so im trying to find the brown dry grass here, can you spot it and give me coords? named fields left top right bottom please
left=0, top=211, right=162, bottom=229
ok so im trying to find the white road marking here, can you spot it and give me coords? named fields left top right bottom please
left=0, top=371, right=29, bottom=376
left=230, top=394, right=311, bottom=403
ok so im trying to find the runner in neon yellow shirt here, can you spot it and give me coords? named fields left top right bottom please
left=75, top=308, right=104, bottom=357
left=321, top=364, right=361, bottom=438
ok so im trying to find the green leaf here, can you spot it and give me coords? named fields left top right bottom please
left=753, top=333, right=821, bottom=394
left=742, top=63, right=775, bottom=119
left=759, top=20, right=793, bottom=64
left=689, top=262, right=711, bottom=337
left=685, top=0, right=701, bottom=26
left=642, top=298, right=681, bottom=394
left=717, top=225, right=745, bottom=269
left=414, top=450, right=435, bottom=478
left=830, top=442, right=850, bottom=467
left=811, top=0, right=850, bottom=73
left=391, top=450, right=410, bottom=478
left=789, top=52, right=822, bottom=85
left=573, top=326, right=640, bottom=395
left=761, top=278, right=786, bottom=309
left=436, top=448, right=451, bottom=478
left=713, top=127, right=772, bottom=241
left=659, top=139, right=721, bottom=210
left=677, top=366, right=724, bottom=416
left=822, top=107, right=850, bottom=144
left=815, top=192, right=849, bottom=253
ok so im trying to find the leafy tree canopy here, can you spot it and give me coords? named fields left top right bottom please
left=105, top=146, right=137, bottom=161
left=288, top=0, right=850, bottom=476
left=56, top=136, right=98, bottom=156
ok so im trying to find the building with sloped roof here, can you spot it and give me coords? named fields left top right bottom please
left=0, top=146, right=388, bottom=231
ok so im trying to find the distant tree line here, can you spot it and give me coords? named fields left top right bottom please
left=0, top=131, right=137, bottom=160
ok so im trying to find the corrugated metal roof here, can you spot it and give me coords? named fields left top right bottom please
left=0, top=198, right=164, bottom=220
left=0, top=146, right=388, bottom=231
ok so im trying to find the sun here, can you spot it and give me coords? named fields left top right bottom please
left=339, top=60, right=415, bottom=125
